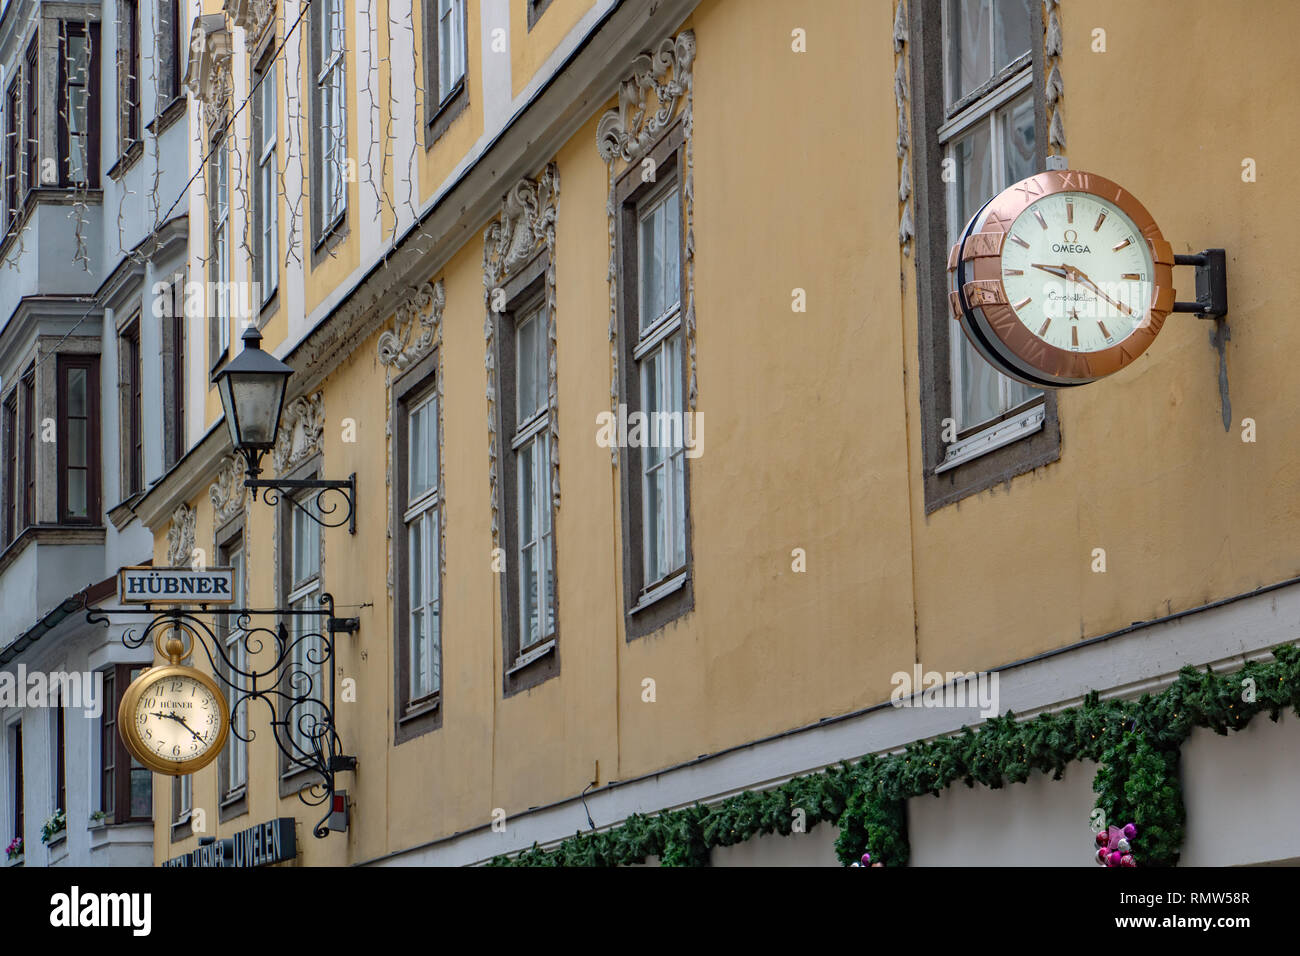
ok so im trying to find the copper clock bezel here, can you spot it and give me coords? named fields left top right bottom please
left=119, top=663, right=231, bottom=776
left=949, top=170, right=1175, bottom=387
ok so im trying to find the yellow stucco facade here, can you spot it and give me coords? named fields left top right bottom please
left=143, top=0, right=1300, bottom=865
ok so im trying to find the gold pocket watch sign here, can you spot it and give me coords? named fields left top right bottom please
left=948, top=170, right=1177, bottom=388
left=119, top=621, right=230, bottom=776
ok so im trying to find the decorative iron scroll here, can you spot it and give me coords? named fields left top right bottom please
left=87, top=594, right=358, bottom=839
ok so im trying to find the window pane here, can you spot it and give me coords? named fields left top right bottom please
left=639, top=204, right=663, bottom=329
left=129, top=767, right=151, bottom=818
left=518, top=439, right=535, bottom=544
left=947, top=0, right=991, bottom=103
left=672, top=451, right=686, bottom=570
left=517, top=314, right=539, bottom=420
left=409, top=403, right=426, bottom=496
left=662, top=190, right=680, bottom=314
left=959, top=334, right=1003, bottom=429
left=994, top=0, right=1034, bottom=72
left=999, top=93, right=1036, bottom=187
left=641, top=349, right=663, bottom=468
left=68, top=368, right=87, bottom=416
left=67, top=419, right=87, bottom=467
left=952, top=123, right=993, bottom=238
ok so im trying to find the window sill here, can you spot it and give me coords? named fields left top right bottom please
left=506, top=638, right=555, bottom=677
left=4, top=854, right=22, bottom=866
left=170, top=813, right=193, bottom=843
left=148, top=96, right=187, bottom=136
left=630, top=571, right=688, bottom=616
left=935, top=402, right=1046, bottom=474
left=106, top=140, right=145, bottom=181
left=220, top=787, right=249, bottom=823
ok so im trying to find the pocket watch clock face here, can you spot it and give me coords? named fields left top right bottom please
left=949, top=170, right=1176, bottom=387
left=121, top=666, right=230, bottom=775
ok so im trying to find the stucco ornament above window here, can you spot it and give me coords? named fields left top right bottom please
left=273, top=392, right=325, bottom=475
left=482, top=163, right=561, bottom=544
left=596, top=28, right=698, bottom=464
left=209, top=453, right=249, bottom=527
left=224, top=0, right=276, bottom=40
left=166, top=504, right=197, bottom=567
left=184, top=13, right=234, bottom=128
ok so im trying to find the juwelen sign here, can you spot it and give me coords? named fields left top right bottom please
left=117, top=566, right=237, bottom=604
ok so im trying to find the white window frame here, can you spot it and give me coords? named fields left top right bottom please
left=315, top=0, right=347, bottom=235
left=634, top=180, right=686, bottom=590
left=209, top=134, right=230, bottom=360
left=286, top=501, right=323, bottom=765
left=436, top=0, right=466, bottom=105
left=511, top=305, right=554, bottom=654
left=938, top=5, right=1042, bottom=466
left=253, top=57, right=278, bottom=302
left=404, top=387, right=440, bottom=704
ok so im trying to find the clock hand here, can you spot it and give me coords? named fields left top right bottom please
left=1063, top=265, right=1133, bottom=316
left=151, top=710, right=204, bottom=742
left=1031, top=262, right=1070, bottom=279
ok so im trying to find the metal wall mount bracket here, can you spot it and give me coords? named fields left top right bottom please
left=1171, top=249, right=1228, bottom=319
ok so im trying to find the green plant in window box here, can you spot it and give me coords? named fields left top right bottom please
left=40, top=808, right=66, bottom=844
left=88, top=810, right=109, bottom=828
left=4, top=836, right=20, bottom=860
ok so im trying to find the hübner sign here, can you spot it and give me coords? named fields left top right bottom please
left=162, top=817, right=298, bottom=868
left=118, top=567, right=236, bottom=604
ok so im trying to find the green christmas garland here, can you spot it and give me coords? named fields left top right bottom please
left=488, top=645, right=1300, bottom=867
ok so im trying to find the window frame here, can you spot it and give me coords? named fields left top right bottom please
left=100, top=663, right=152, bottom=825
left=208, top=130, right=231, bottom=371
left=162, top=273, right=186, bottom=467
left=119, top=315, right=143, bottom=498
left=4, top=73, right=19, bottom=232
left=2, top=390, right=16, bottom=546
left=908, top=0, right=1060, bottom=514
left=614, top=121, right=693, bottom=641
left=156, top=0, right=183, bottom=112
left=491, top=252, right=562, bottom=695
left=309, top=0, right=347, bottom=248
left=251, top=49, right=279, bottom=306
left=21, top=367, right=34, bottom=529
left=119, top=0, right=142, bottom=154
left=8, top=719, right=22, bottom=845
left=422, top=0, right=469, bottom=144
left=24, top=36, right=37, bottom=196
left=392, top=348, right=444, bottom=741
left=52, top=688, right=66, bottom=817
left=55, top=353, right=101, bottom=524
left=57, top=20, right=101, bottom=189
left=216, top=524, right=249, bottom=819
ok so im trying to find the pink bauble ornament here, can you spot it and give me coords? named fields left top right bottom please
left=1123, top=823, right=1137, bottom=841
left=1108, top=851, right=1123, bottom=866
left=1095, top=848, right=1109, bottom=866
left=1095, top=830, right=1109, bottom=847
left=861, top=852, right=871, bottom=866
left=1120, top=854, right=1136, bottom=868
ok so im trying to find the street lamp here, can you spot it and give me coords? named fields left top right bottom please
left=212, top=325, right=357, bottom=532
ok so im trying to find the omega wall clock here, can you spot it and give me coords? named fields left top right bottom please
left=948, top=169, right=1175, bottom=387
left=119, top=624, right=230, bottom=776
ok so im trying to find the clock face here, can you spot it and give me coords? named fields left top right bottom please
left=948, top=170, right=1176, bottom=386
left=998, top=192, right=1155, bottom=354
left=123, top=667, right=229, bottom=774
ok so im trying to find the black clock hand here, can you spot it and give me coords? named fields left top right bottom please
left=172, top=714, right=205, bottom=742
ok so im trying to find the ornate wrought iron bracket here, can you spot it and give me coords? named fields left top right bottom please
left=246, top=473, right=357, bottom=534
left=87, top=593, right=361, bottom=839
left=1171, top=249, right=1228, bottom=319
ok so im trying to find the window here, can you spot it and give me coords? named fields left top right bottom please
left=120, top=318, right=143, bottom=497
left=4, top=75, right=19, bottom=230
left=172, top=773, right=191, bottom=831
left=2, top=392, right=16, bottom=545
left=527, top=0, right=553, bottom=30
left=157, top=0, right=182, bottom=108
left=209, top=133, right=230, bottom=369
left=405, top=387, right=440, bottom=705
left=58, top=21, right=101, bottom=188
left=57, top=354, right=101, bottom=523
left=9, top=721, right=21, bottom=845
left=310, top=0, right=346, bottom=243
left=615, top=126, right=693, bottom=638
left=908, top=0, right=1059, bottom=511
left=218, top=533, right=248, bottom=807
left=162, top=273, right=186, bottom=467
left=422, top=0, right=468, bottom=139
left=53, top=691, right=65, bottom=817
left=25, top=38, right=37, bottom=192
left=251, top=54, right=278, bottom=303
left=284, top=496, right=324, bottom=769
left=511, top=304, right=554, bottom=655
left=100, top=665, right=152, bottom=823
left=119, top=0, right=142, bottom=152
left=21, top=368, right=34, bottom=528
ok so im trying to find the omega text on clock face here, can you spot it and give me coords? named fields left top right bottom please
left=997, top=191, right=1156, bottom=353
left=134, top=675, right=223, bottom=763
